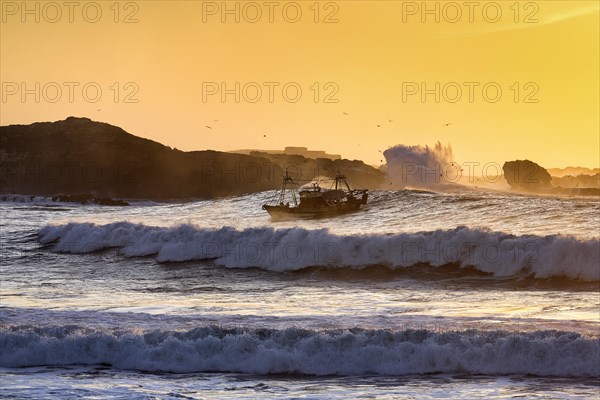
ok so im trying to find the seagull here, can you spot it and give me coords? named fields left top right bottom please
left=205, top=126, right=212, bottom=129
left=378, top=150, right=383, bottom=153
left=442, top=123, right=452, bottom=127
left=342, top=112, right=349, bottom=115
left=263, top=134, right=267, bottom=137
left=377, top=124, right=381, bottom=128
left=388, top=119, right=393, bottom=122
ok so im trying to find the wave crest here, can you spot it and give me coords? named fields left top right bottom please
left=1, top=325, right=597, bottom=377
left=37, top=222, right=600, bottom=281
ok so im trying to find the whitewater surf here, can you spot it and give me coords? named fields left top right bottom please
left=2, top=189, right=599, bottom=398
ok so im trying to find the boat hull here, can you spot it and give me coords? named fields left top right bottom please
left=262, top=201, right=363, bottom=219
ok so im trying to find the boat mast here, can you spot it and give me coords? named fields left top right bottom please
left=334, top=171, right=351, bottom=192
left=279, top=169, right=298, bottom=207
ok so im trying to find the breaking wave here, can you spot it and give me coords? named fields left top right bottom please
left=383, top=142, right=459, bottom=190
left=1, top=325, right=597, bottom=377
left=37, top=222, right=600, bottom=281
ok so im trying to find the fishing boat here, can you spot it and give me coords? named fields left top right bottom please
left=262, top=170, right=368, bottom=218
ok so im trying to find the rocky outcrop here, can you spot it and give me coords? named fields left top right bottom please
left=247, top=152, right=385, bottom=190
left=502, top=160, right=553, bottom=192
left=551, top=174, right=600, bottom=189
left=503, top=160, right=599, bottom=196
left=547, top=167, right=600, bottom=177
left=0, top=117, right=384, bottom=200
left=0, top=117, right=282, bottom=200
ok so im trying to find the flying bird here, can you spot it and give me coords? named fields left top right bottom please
left=442, top=123, right=452, bottom=127
left=205, top=126, right=212, bottom=129
left=263, top=134, right=267, bottom=137
left=388, top=119, right=393, bottom=122
left=342, top=112, right=349, bottom=115
left=377, top=124, right=381, bottom=128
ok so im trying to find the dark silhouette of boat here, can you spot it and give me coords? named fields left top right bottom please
left=262, top=170, right=368, bottom=218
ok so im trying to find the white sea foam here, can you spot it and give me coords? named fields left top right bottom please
left=1, top=325, right=597, bottom=377
left=0, top=194, right=61, bottom=206
left=37, top=222, right=600, bottom=281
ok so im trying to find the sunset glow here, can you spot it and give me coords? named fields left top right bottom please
left=2, top=1, right=598, bottom=168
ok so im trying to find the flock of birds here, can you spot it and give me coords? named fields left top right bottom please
left=204, top=113, right=452, bottom=132
left=200, top=115, right=473, bottom=189
left=203, top=113, right=453, bottom=164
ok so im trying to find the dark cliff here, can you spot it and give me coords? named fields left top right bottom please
left=0, top=117, right=281, bottom=199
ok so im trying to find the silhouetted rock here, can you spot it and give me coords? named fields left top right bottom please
left=551, top=174, right=600, bottom=189
left=0, top=117, right=281, bottom=200
left=547, top=167, right=600, bottom=177
left=247, top=152, right=385, bottom=190
left=503, top=160, right=599, bottom=196
left=502, top=160, right=553, bottom=192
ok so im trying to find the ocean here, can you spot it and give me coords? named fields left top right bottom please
left=1, top=189, right=599, bottom=399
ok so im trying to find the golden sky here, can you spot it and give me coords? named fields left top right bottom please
left=1, top=0, right=598, bottom=169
